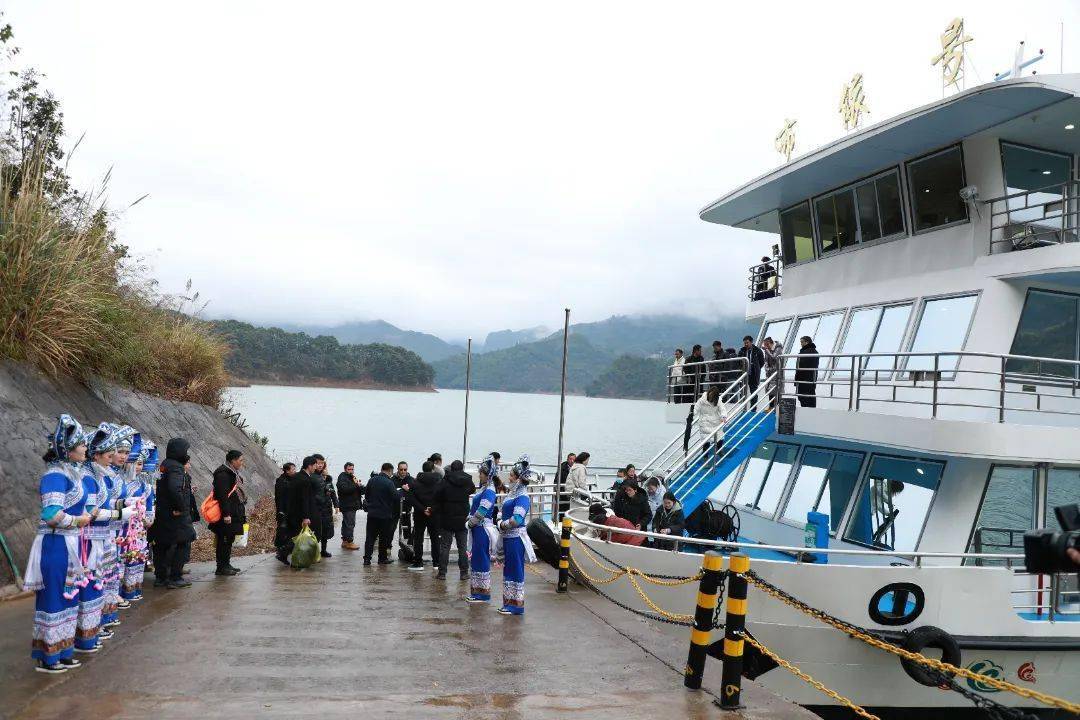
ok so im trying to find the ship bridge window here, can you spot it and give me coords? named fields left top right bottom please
left=905, top=294, right=979, bottom=374
left=832, top=303, right=913, bottom=377
left=906, top=146, right=968, bottom=233
left=780, top=202, right=815, bottom=264
left=786, top=312, right=844, bottom=370
left=1008, top=289, right=1080, bottom=377
left=782, top=448, right=864, bottom=532
left=1001, top=143, right=1072, bottom=231
left=732, top=441, right=797, bottom=515
left=843, top=456, right=943, bottom=552
left=761, top=318, right=794, bottom=352
left=814, top=170, right=905, bottom=254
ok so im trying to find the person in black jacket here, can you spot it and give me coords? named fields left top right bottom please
left=280, top=456, right=320, bottom=564
left=795, top=335, right=820, bottom=407
left=651, top=492, right=686, bottom=550
left=274, top=463, right=296, bottom=555
left=154, top=438, right=195, bottom=589
left=392, top=461, right=414, bottom=546
left=738, top=335, right=766, bottom=407
left=433, top=460, right=476, bottom=580
left=311, top=454, right=337, bottom=558
left=336, top=462, right=363, bottom=550
left=364, top=463, right=402, bottom=565
left=405, top=461, right=442, bottom=571
left=684, top=344, right=706, bottom=399
left=612, top=481, right=652, bottom=531
left=209, top=450, right=247, bottom=576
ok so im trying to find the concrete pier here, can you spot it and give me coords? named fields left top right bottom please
left=0, top=529, right=814, bottom=719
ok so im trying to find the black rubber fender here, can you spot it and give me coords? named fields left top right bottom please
left=899, top=625, right=961, bottom=688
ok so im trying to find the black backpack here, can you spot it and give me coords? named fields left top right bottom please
left=697, top=500, right=736, bottom=540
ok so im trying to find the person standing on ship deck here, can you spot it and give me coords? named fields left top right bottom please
left=497, top=457, right=537, bottom=616
left=738, top=335, right=765, bottom=410
left=795, top=336, right=820, bottom=408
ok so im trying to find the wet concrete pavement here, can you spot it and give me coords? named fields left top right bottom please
left=0, top=524, right=813, bottom=720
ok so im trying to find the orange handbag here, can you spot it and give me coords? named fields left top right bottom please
left=200, top=484, right=236, bottom=524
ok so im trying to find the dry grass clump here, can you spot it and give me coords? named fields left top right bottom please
left=0, top=151, right=228, bottom=406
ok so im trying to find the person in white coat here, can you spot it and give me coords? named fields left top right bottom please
left=566, top=451, right=591, bottom=500
left=694, top=386, right=728, bottom=456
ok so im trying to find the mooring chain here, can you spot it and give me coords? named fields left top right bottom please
left=711, top=568, right=728, bottom=631
left=575, top=539, right=704, bottom=582
left=568, top=554, right=694, bottom=627
left=743, top=570, right=1079, bottom=716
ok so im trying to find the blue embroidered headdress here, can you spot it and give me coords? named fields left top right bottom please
left=50, top=414, right=86, bottom=458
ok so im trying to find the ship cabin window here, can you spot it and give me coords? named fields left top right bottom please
left=780, top=202, right=816, bottom=265
left=732, top=441, right=798, bottom=516
left=906, top=146, right=968, bottom=233
left=761, top=318, right=794, bottom=352
left=1008, top=289, right=1080, bottom=377
left=833, top=303, right=913, bottom=378
left=785, top=311, right=844, bottom=369
left=815, top=170, right=905, bottom=255
left=843, top=456, right=943, bottom=552
left=905, top=294, right=979, bottom=374
left=1001, top=143, right=1073, bottom=231
left=781, top=448, right=864, bottom=533
left=967, top=465, right=1079, bottom=565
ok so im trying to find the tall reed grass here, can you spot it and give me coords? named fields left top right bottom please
left=0, top=151, right=229, bottom=406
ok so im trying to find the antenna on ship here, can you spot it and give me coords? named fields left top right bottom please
left=994, top=41, right=1044, bottom=81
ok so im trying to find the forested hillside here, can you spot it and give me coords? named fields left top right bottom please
left=212, top=320, right=434, bottom=389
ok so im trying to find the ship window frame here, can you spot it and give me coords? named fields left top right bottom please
left=758, top=316, right=796, bottom=353
left=812, top=167, right=908, bottom=256
left=830, top=299, right=917, bottom=380
left=998, top=139, right=1074, bottom=198
left=901, top=290, right=982, bottom=379
left=777, top=446, right=867, bottom=535
left=778, top=201, right=818, bottom=267
left=905, top=144, right=970, bottom=235
left=728, top=440, right=800, bottom=521
left=964, top=464, right=1037, bottom=566
left=1007, top=288, right=1080, bottom=379
left=841, top=453, right=945, bottom=554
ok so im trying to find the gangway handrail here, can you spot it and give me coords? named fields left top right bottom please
left=565, top=506, right=1024, bottom=565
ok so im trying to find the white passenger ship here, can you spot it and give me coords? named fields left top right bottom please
left=566, top=71, right=1080, bottom=718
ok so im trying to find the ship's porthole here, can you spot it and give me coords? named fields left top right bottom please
left=868, top=583, right=924, bottom=626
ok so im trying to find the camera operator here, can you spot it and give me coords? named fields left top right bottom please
left=1023, top=503, right=1080, bottom=574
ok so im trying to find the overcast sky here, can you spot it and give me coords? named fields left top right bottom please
left=4, top=1, right=1078, bottom=341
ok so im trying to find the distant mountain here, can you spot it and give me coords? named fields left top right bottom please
left=280, top=319, right=463, bottom=362
left=481, top=325, right=550, bottom=353
left=211, top=320, right=434, bottom=389
left=433, top=314, right=760, bottom=397
left=585, top=355, right=670, bottom=400
left=432, top=334, right=604, bottom=394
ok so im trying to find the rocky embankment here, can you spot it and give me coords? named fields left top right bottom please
left=0, top=360, right=279, bottom=590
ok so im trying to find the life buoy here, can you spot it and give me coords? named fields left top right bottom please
left=899, top=625, right=962, bottom=688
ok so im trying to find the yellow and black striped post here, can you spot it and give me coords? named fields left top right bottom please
left=684, top=550, right=724, bottom=690
left=719, top=553, right=750, bottom=710
left=557, top=517, right=572, bottom=593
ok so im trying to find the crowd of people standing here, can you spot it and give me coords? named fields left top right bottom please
left=271, top=451, right=538, bottom=615
left=23, top=415, right=251, bottom=674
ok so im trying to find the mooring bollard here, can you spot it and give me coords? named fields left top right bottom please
left=684, top=550, right=724, bottom=690
left=719, top=553, right=750, bottom=710
left=557, top=517, right=572, bottom=593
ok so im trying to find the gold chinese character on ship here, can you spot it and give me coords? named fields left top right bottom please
left=839, top=74, right=868, bottom=131
left=775, top=119, right=797, bottom=163
left=932, top=17, right=973, bottom=91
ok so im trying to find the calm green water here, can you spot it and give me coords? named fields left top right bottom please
left=224, top=385, right=675, bottom=477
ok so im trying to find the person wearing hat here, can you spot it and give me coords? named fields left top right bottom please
left=120, top=440, right=156, bottom=601
left=497, top=457, right=537, bottom=615
left=23, top=415, right=95, bottom=673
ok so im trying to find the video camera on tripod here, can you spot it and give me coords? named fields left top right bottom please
left=1024, top=503, right=1080, bottom=574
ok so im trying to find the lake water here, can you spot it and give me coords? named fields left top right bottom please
left=224, top=385, right=675, bottom=477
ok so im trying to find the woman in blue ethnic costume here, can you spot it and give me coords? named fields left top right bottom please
left=103, top=425, right=135, bottom=621
left=24, top=415, right=94, bottom=673
left=465, top=455, right=500, bottom=603
left=79, top=422, right=133, bottom=648
left=497, top=456, right=537, bottom=616
left=120, top=439, right=156, bottom=602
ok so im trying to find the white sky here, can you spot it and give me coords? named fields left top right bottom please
left=4, top=1, right=1078, bottom=340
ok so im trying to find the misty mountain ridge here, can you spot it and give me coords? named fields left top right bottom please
left=278, top=319, right=464, bottom=362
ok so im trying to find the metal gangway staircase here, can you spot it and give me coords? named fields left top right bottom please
left=644, top=371, right=778, bottom=516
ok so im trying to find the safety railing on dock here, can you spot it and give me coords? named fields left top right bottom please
left=773, top=350, right=1080, bottom=424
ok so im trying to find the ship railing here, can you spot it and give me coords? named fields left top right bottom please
left=646, top=370, right=753, bottom=478
left=775, top=350, right=1080, bottom=424
left=967, top=526, right=1080, bottom=621
left=666, top=356, right=750, bottom=405
left=747, top=257, right=782, bottom=301
left=565, top=505, right=1026, bottom=567
left=986, top=179, right=1079, bottom=254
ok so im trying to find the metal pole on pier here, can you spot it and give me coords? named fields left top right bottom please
left=462, top=338, right=472, bottom=464
left=552, top=308, right=570, bottom=522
